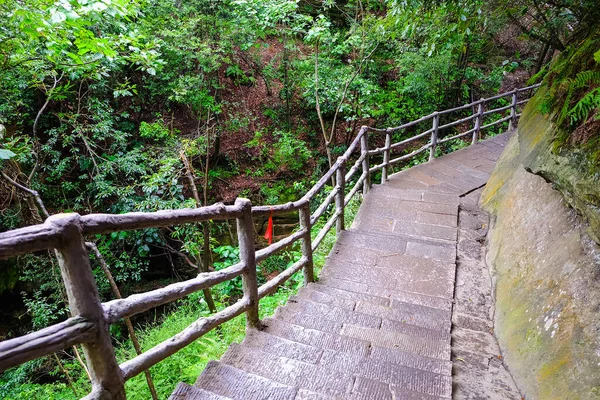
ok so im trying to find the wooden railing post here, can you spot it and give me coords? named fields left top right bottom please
left=235, top=198, right=259, bottom=329
left=298, top=204, right=314, bottom=284
left=335, top=157, right=346, bottom=235
left=472, top=100, right=483, bottom=145
left=509, top=89, right=518, bottom=130
left=48, top=214, right=125, bottom=400
left=429, top=112, right=439, bottom=161
left=381, top=128, right=392, bottom=184
left=360, top=127, right=371, bottom=195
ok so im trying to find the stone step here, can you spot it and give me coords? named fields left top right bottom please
left=169, top=382, right=232, bottom=400
left=221, top=344, right=354, bottom=397
left=353, top=377, right=447, bottom=400
left=408, top=167, right=483, bottom=193
left=379, top=318, right=450, bottom=342
left=274, top=305, right=344, bottom=333
left=317, top=276, right=453, bottom=311
left=194, top=361, right=297, bottom=400
left=294, top=287, right=451, bottom=335
left=273, top=305, right=450, bottom=360
left=330, top=230, right=457, bottom=263
left=340, top=324, right=451, bottom=360
left=260, top=310, right=450, bottom=376
left=320, top=257, right=455, bottom=299
left=425, top=159, right=488, bottom=183
left=262, top=317, right=370, bottom=356
left=335, top=228, right=409, bottom=254
left=355, top=299, right=451, bottom=333
left=279, top=298, right=381, bottom=329
left=332, top=229, right=458, bottom=264
left=277, top=307, right=449, bottom=343
left=359, top=194, right=459, bottom=217
left=296, top=285, right=357, bottom=310
left=319, top=350, right=452, bottom=398
left=370, top=345, right=453, bottom=376
left=222, top=342, right=452, bottom=399
left=307, top=282, right=391, bottom=307
left=242, top=329, right=322, bottom=364
left=438, top=155, right=495, bottom=175
left=417, top=163, right=488, bottom=188
left=265, top=307, right=450, bottom=376
left=387, top=177, right=465, bottom=196
left=366, top=185, right=460, bottom=206
left=392, top=220, right=457, bottom=243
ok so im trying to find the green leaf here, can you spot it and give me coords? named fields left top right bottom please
left=0, top=149, right=16, bottom=160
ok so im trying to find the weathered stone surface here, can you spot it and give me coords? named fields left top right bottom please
left=415, top=211, right=457, bottom=228
left=320, top=350, right=452, bottom=398
left=379, top=319, right=451, bottom=342
left=340, top=324, right=450, bottom=360
left=242, top=329, right=323, bottom=364
left=169, top=383, right=232, bottom=400
left=404, top=241, right=456, bottom=262
left=263, top=318, right=370, bottom=356
left=295, top=286, right=451, bottom=338
left=351, top=377, right=393, bottom=400
left=370, top=345, right=452, bottom=376
left=321, top=256, right=455, bottom=299
left=318, top=276, right=453, bottom=311
left=356, top=301, right=450, bottom=332
left=220, top=344, right=354, bottom=397
left=336, top=230, right=408, bottom=254
left=195, top=361, right=297, bottom=400
left=293, top=389, right=335, bottom=400
left=389, top=385, right=447, bottom=400
left=279, top=298, right=382, bottom=329
left=295, top=286, right=357, bottom=310
left=327, top=242, right=391, bottom=265
left=392, top=221, right=457, bottom=242
left=274, top=308, right=342, bottom=334
left=307, top=282, right=390, bottom=307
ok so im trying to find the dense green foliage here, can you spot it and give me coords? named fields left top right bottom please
left=1, top=0, right=597, bottom=397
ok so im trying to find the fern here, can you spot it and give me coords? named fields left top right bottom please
left=569, top=87, right=600, bottom=123
left=561, top=62, right=600, bottom=125
left=572, top=70, right=600, bottom=88
left=558, top=80, right=576, bottom=124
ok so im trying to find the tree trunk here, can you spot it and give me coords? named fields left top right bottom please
left=533, top=42, right=550, bottom=75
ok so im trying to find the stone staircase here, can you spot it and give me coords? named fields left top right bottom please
left=169, top=133, right=512, bottom=400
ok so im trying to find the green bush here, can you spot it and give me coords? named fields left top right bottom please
left=272, top=131, right=311, bottom=173
left=139, top=120, right=172, bottom=142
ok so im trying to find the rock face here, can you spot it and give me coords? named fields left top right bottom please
left=481, top=88, right=600, bottom=399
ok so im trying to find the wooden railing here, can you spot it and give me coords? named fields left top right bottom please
left=0, top=84, right=539, bottom=399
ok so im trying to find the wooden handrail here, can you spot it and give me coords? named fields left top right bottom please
left=0, top=84, right=540, bottom=399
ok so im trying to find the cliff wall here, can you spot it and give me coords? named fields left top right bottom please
left=481, top=35, right=600, bottom=399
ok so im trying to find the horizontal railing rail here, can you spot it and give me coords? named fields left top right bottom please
left=0, top=83, right=540, bottom=399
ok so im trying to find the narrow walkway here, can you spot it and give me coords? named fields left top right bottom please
left=170, top=133, right=513, bottom=400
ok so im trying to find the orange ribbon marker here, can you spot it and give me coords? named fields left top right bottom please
left=264, top=208, right=274, bottom=245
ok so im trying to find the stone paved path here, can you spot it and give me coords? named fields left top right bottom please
left=170, top=133, right=515, bottom=400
